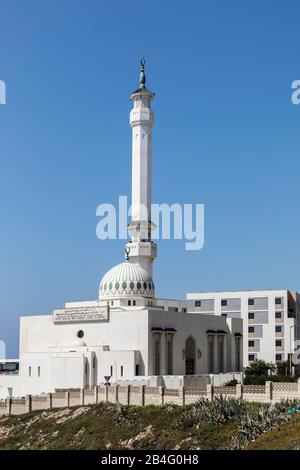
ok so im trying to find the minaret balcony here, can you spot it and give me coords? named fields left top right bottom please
left=125, top=241, right=157, bottom=260
left=130, top=108, right=154, bottom=126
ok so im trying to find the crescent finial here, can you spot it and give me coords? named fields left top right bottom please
left=139, top=58, right=146, bottom=87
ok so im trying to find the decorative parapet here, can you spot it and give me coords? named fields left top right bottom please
left=0, top=381, right=300, bottom=415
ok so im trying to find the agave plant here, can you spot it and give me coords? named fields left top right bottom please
left=193, top=396, right=249, bottom=424
left=114, top=403, right=140, bottom=425
left=274, top=399, right=300, bottom=414
left=231, top=402, right=288, bottom=449
left=175, top=395, right=292, bottom=449
left=176, top=396, right=249, bottom=428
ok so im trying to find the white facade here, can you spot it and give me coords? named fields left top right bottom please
left=2, top=298, right=241, bottom=397
left=0, top=62, right=243, bottom=399
left=187, top=290, right=300, bottom=367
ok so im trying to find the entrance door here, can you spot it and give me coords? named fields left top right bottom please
left=185, top=358, right=195, bottom=375
left=185, top=336, right=196, bottom=375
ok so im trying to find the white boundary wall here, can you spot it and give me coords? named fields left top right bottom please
left=0, top=380, right=300, bottom=416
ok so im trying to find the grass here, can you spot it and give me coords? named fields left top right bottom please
left=0, top=399, right=298, bottom=450
left=247, top=415, right=300, bottom=450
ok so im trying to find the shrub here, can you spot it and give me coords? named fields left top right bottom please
left=175, top=396, right=249, bottom=428
left=114, top=403, right=140, bottom=425
left=233, top=404, right=287, bottom=449
left=224, top=379, right=239, bottom=387
left=243, top=360, right=275, bottom=385
left=175, top=396, right=292, bottom=449
left=243, top=359, right=299, bottom=384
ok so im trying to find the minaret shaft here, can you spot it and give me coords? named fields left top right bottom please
left=131, top=117, right=153, bottom=230
left=125, top=62, right=157, bottom=276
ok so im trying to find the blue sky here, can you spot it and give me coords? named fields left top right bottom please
left=0, top=1, right=299, bottom=356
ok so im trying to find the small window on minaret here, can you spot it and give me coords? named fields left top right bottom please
left=120, top=366, right=123, bottom=377
left=133, top=300, right=136, bottom=306
left=128, top=300, right=131, bottom=306
left=38, top=366, right=40, bottom=377
left=29, top=366, right=31, bottom=377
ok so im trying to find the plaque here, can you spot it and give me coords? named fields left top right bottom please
left=53, top=305, right=109, bottom=323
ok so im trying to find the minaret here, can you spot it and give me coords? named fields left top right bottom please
left=125, top=59, right=157, bottom=277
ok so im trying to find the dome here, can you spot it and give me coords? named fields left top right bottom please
left=99, top=262, right=155, bottom=299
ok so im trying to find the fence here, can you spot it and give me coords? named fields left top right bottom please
left=0, top=381, right=300, bottom=416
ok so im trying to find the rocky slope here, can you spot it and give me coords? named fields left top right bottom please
left=0, top=400, right=299, bottom=450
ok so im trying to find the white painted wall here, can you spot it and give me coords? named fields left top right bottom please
left=187, top=289, right=297, bottom=366
left=0, top=297, right=243, bottom=397
left=0, top=374, right=20, bottom=399
left=148, top=309, right=242, bottom=376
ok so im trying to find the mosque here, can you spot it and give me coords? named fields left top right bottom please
left=0, top=62, right=242, bottom=398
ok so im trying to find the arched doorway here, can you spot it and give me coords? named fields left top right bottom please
left=185, top=336, right=196, bottom=375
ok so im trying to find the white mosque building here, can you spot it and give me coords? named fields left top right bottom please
left=0, top=62, right=243, bottom=399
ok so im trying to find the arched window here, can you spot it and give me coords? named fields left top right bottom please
left=208, top=335, right=214, bottom=373
left=153, top=334, right=161, bottom=375
left=166, top=337, right=173, bottom=375
left=218, top=335, right=224, bottom=373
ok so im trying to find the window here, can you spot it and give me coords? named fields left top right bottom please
left=195, top=301, right=201, bottom=307
left=248, top=312, right=254, bottom=319
left=85, top=362, right=88, bottom=374
left=248, top=298, right=255, bottom=306
left=275, top=311, right=282, bottom=319
left=221, top=313, right=227, bottom=317
left=135, top=364, right=140, bottom=376
left=276, top=354, right=283, bottom=361
left=77, top=330, right=84, bottom=338
left=182, top=308, right=187, bottom=313
left=275, top=326, right=282, bottom=333
left=248, top=340, right=255, bottom=347
left=110, top=366, right=113, bottom=377
left=0, top=362, right=18, bottom=373
left=218, top=336, right=224, bottom=373
left=208, top=337, right=214, bottom=374
left=235, top=338, right=241, bottom=371
left=29, top=366, right=31, bottom=377
left=248, top=326, right=255, bottom=333
left=166, top=337, right=173, bottom=375
left=38, top=366, right=40, bottom=377
left=275, top=297, right=282, bottom=305
left=276, top=340, right=282, bottom=347
left=120, top=365, right=123, bottom=377
left=221, top=299, right=227, bottom=307
left=154, top=335, right=161, bottom=375
left=133, top=300, right=136, bottom=306
left=92, top=357, right=96, bottom=369
left=128, top=300, right=131, bottom=306
left=174, top=307, right=178, bottom=312
left=248, top=354, right=255, bottom=361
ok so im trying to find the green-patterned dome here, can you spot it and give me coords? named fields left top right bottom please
left=99, top=262, right=155, bottom=299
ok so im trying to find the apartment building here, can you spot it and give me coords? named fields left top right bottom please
left=187, top=290, right=300, bottom=368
